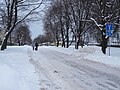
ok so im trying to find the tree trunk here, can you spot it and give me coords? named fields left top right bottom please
left=76, top=40, right=79, bottom=49
left=61, top=28, right=65, bottom=47
left=66, top=21, right=69, bottom=48
left=1, top=34, right=9, bottom=50
left=75, top=35, right=77, bottom=49
left=61, top=38, right=65, bottom=47
left=101, top=35, right=108, bottom=54
left=66, top=34, right=69, bottom=48
left=80, top=36, right=84, bottom=48
left=56, top=40, right=59, bottom=47
left=75, top=36, right=80, bottom=49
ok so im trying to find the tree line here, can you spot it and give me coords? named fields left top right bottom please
left=0, top=0, right=120, bottom=54
left=0, top=0, right=45, bottom=50
left=43, top=0, right=120, bottom=54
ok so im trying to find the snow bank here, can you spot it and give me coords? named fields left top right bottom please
left=0, top=63, right=29, bottom=90
left=85, top=47, right=120, bottom=68
left=45, top=46, right=120, bottom=69
left=0, top=45, right=119, bottom=90
left=0, top=46, right=39, bottom=90
left=45, top=46, right=96, bottom=57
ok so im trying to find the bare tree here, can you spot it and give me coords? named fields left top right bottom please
left=43, top=1, right=62, bottom=47
left=43, top=0, right=120, bottom=54
left=68, top=0, right=91, bottom=49
left=13, top=23, right=32, bottom=45
left=90, top=0, right=120, bottom=54
left=0, top=0, right=44, bottom=50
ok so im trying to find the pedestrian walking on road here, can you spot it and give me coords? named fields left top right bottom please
left=35, top=42, right=39, bottom=51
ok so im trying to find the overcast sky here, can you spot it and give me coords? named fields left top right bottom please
left=27, top=1, right=46, bottom=40
left=28, top=21, right=44, bottom=40
left=0, top=0, right=45, bottom=40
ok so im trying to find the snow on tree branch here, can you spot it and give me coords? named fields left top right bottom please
left=90, top=17, right=103, bottom=31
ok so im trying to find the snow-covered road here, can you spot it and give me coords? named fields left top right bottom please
left=28, top=47, right=120, bottom=90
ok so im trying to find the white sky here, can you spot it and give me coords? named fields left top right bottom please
left=28, top=21, right=44, bottom=40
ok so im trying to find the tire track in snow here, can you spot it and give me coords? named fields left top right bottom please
left=28, top=50, right=67, bottom=90
left=39, top=48, right=120, bottom=90
left=27, top=47, right=120, bottom=90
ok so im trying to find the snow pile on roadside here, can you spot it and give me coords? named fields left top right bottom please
left=42, top=46, right=76, bottom=55
left=45, top=46, right=96, bottom=57
left=0, top=63, right=29, bottom=90
left=46, top=46, right=120, bottom=68
left=0, top=46, right=39, bottom=90
left=85, top=47, right=120, bottom=68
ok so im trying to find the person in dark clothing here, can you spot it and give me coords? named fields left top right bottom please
left=35, top=42, right=39, bottom=51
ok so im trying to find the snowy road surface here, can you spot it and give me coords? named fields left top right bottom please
left=28, top=47, right=120, bottom=90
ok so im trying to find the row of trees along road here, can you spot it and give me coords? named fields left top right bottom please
left=43, top=0, right=120, bottom=54
left=13, top=23, right=32, bottom=46
left=0, top=0, right=48, bottom=50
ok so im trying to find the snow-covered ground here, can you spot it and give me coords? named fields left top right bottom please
left=0, top=45, right=120, bottom=90
left=0, top=46, right=39, bottom=90
left=48, top=46, right=120, bottom=68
